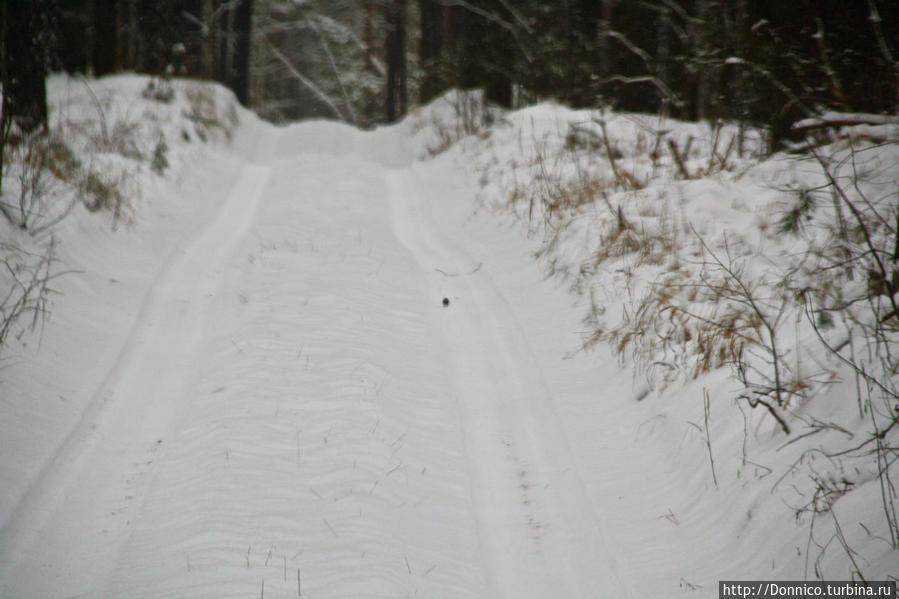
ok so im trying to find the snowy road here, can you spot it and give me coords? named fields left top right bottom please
left=0, top=118, right=631, bottom=597
left=387, top=169, right=630, bottom=598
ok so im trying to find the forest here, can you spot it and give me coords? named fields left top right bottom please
left=3, top=1, right=898, bottom=146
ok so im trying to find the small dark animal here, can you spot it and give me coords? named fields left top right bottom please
left=442, top=297, right=450, bottom=307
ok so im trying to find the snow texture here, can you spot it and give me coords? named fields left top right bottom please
left=0, top=75, right=896, bottom=597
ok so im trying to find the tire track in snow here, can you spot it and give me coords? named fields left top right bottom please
left=387, top=167, right=634, bottom=598
left=0, top=131, right=278, bottom=598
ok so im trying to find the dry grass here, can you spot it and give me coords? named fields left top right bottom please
left=465, top=101, right=899, bottom=558
left=472, top=107, right=815, bottom=406
left=2, top=78, right=243, bottom=235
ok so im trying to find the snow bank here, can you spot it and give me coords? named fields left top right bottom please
left=461, top=95, right=899, bottom=583
left=1, top=77, right=896, bottom=596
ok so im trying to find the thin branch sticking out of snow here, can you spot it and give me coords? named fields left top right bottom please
left=791, top=112, right=899, bottom=134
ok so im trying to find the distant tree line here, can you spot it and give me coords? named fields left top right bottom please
left=417, top=0, right=898, bottom=144
left=1, top=0, right=254, bottom=134
left=1, top=0, right=255, bottom=195
left=52, top=0, right=254, bottom=105
left=1, top=1, right=897, bottom=144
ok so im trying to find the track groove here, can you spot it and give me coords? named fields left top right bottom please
left=0, top=132, right=276, bottom=598
left=386, top=167, right=633, bottom=598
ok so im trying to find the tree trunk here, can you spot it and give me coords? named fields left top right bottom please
left=655, top=4, right=670, bottom=109
left=92, top=0, right=117, bottom=76
left=364, top=0, right=375, bottom=71
left=232, top=0, right=253, bottom=106
left=1, top=0, right=51, bottom=134
left=121, top=0, right=138, bottom=71
left=455, top=1, right=512, bottom=108
left=203, top=0, right=216, bottom=78
left=693, top=0, right=712, bottom=121
left=385, top=0, right=407, bottom=122
left=0, top=0, right=7, bottom=198
left=419, top=0, right=444, bottom=103
left=114, top=0, right=125, bottom=71
left=215, top=5, right=231, bottom=84
left=598, top=0, right=614, bottom=78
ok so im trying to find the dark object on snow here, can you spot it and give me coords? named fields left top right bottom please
left=442, top=297, right=450, bottom=307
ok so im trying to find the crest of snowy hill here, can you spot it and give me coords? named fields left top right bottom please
left=421, top=93, right=899, bottom=579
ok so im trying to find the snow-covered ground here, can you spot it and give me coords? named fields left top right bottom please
left=0, top=75, right=896, bottom=597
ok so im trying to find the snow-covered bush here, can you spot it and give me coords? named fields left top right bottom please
left=0, top=129, right=80, bottom=233
left=463, top=101, right=899, bottom=568
left=416, top=89, right=497, bottom=157
left=0, top=74, right=242, bottom=357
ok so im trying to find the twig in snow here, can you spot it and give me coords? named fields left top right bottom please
left=659, top=508, right=680, bottom=525
left=323, top=518, right=338, bottom=538
left=703, top=388, right=719, bottom=489
left=667, top=138, right=692, bottom=179
left=435, top=262, right=483, bottom=277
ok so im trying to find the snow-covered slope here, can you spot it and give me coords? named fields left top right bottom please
left=0, top=76, right=895, bottom=597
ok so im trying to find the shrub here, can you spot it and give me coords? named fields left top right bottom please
left=0, top=240, right=58, bottom=356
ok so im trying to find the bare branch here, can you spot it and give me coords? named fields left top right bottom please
left=266, top=43, right=347, bottom=122
left=305, top=14, right=357, bottom=123
left=598, top=75, right=684, bottom=108
left=725, top=57, right=814, bottom=118
left=437, top=0, right=534, bottom=63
